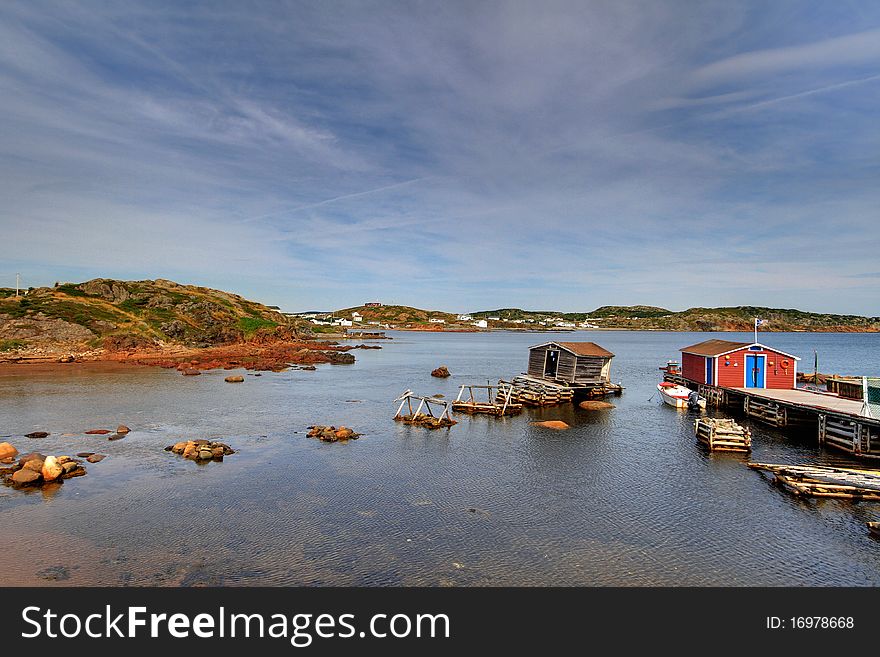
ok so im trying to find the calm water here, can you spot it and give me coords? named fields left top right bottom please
left=1, top=331, right=879, bottom=586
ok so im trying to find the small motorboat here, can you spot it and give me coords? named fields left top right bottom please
left=657, top=382, right=706, bottom=410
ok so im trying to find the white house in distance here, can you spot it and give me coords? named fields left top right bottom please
left=428, top=318, right=446, bottom=324
left=473, top=319, right=488, bottom=329
left=351, top=311, right=363, bottom=323
left=457, top=314, right=473, bottom=321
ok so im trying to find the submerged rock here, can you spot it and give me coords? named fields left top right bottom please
left=224, top=375, right=244, bottom=383
left=182, top=368, right=201, bottom=376
left=86, top=454, right=106, bottom=463
left=25, top=431, right=49, bottom=439
left=431, top=365, right=451, bottom=378
left=578, top=400, right=615, bottom=411
left=395, top=414, right=457, bottom=429
left=116, top=425, right=131, bottom=434
left=531, top=420, right=570, bottom=430
left=85, top=429, right=111, bottom=435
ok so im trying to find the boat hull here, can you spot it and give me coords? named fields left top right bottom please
left=657, top=383, right=706, bottom=409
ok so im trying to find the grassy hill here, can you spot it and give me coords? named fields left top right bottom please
left=335, top=304, right=459, bottom=325
left=0, top=278, right=308, bottom=353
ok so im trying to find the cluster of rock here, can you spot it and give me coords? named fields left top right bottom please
left=307, top=426, right=361, bottom=442
left=431, top=365, right=451, bottom=378
left=395, top=413, right=457, bottom=429
left=165, top=440, right=235, bottom=461
left=0, top=444, right=88, bottom=487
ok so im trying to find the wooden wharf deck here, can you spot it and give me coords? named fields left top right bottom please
left=664, top=372, right=880, bottom=460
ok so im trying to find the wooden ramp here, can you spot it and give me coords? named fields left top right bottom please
left=749, top=462, right=880, bottom=499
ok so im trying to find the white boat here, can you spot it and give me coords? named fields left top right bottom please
left=657, top=382, right=706, bottom=410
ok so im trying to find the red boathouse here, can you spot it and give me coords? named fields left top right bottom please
left=680, top=339, right=800, bottom=390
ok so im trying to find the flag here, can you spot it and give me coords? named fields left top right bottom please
left=755, top=318, right=764, bottom=327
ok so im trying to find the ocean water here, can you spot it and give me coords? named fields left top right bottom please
left=0, top=330, right=878, bottom=586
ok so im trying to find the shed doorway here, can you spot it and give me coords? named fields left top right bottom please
left=544, top=350, right=559, bottom=377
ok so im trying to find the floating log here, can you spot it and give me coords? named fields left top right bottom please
left=694, top=417, right=751, bottom=452
left=748, top=462, right=880, bottom=500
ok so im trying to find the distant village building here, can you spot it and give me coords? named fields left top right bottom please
left=428, top=318, right=446, bottom=324
left=351, top=312, right=363, bottom=322
left=680, top=339, right=800, bottom=389
left=473, top=319, right=488, bottom=329
left=364, top=301, right=383, bottom=307
left=487, top=316, right=500, bottom=321
left=457, top=314, right=473, bottom=321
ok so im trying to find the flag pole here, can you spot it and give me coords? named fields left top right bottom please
left=754, top=317, right=758, bottom=344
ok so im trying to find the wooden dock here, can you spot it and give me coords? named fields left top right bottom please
left=664, top=371, right=880, bottom=460
left=451, top=382, right=523, bottom=416
left=694, top=418, right=751, bottom=452
left=393, top=390, right=457, bottom=429
left=749, top=462, right=880, bottom=500
left=505, top=375, right=575, bottom=407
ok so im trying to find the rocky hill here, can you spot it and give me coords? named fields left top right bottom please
left=335, top=304, right=459, bottom=326
left=0, top=278, right=311, bottom=355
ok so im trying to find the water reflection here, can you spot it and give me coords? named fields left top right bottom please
left=0, top=331, right=878, bottom=586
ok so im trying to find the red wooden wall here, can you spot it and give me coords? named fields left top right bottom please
left=715, top=348, right=796, bottom=389
left=682, top=352, right=706, bottom=384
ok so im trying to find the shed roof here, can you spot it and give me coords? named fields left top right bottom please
left=530, top=341, right=615, bottom=358
left=681, top=339, right=800, bottom=360
left=681, top=339, right=751, bottom=356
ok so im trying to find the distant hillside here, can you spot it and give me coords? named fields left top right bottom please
left=335, top=304, right=459, bottom=326
left=468, top=305, right=880, bottom=331
left=0, top=278, right=310, bottom=353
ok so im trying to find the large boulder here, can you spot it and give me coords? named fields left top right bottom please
left=116, top=425, right=131, bottom=434
left=224, top=375, right=244, bottom=383
left=0, top=442, right=17, bottom=460
left=41, top=456, right=64, bottom=482
left=11, top=468, right=41, bottom=486
left=25, top=431, right=49, bottom=439
left=431, top=365, right=451, bottom=378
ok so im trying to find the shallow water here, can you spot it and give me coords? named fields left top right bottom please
left=1, top=330, right=879, bottom=586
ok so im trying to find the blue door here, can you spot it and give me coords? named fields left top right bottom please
left=745, top=354, right=765, bottom=388
left=705, top=358, right=713, bottom=385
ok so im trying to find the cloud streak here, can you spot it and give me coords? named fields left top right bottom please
left=0, top=1, right=878, bottom=315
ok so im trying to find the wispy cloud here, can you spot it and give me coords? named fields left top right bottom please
left=0, top=1, right=878, bottom=314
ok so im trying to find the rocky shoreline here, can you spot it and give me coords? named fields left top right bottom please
left=0, top=338, right=373, bottom=373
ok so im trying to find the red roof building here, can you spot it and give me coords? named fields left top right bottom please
left=680, top=339, right=800, bottom=390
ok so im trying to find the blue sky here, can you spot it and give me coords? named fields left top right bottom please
left=0, top=1, right=878, bottom=314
